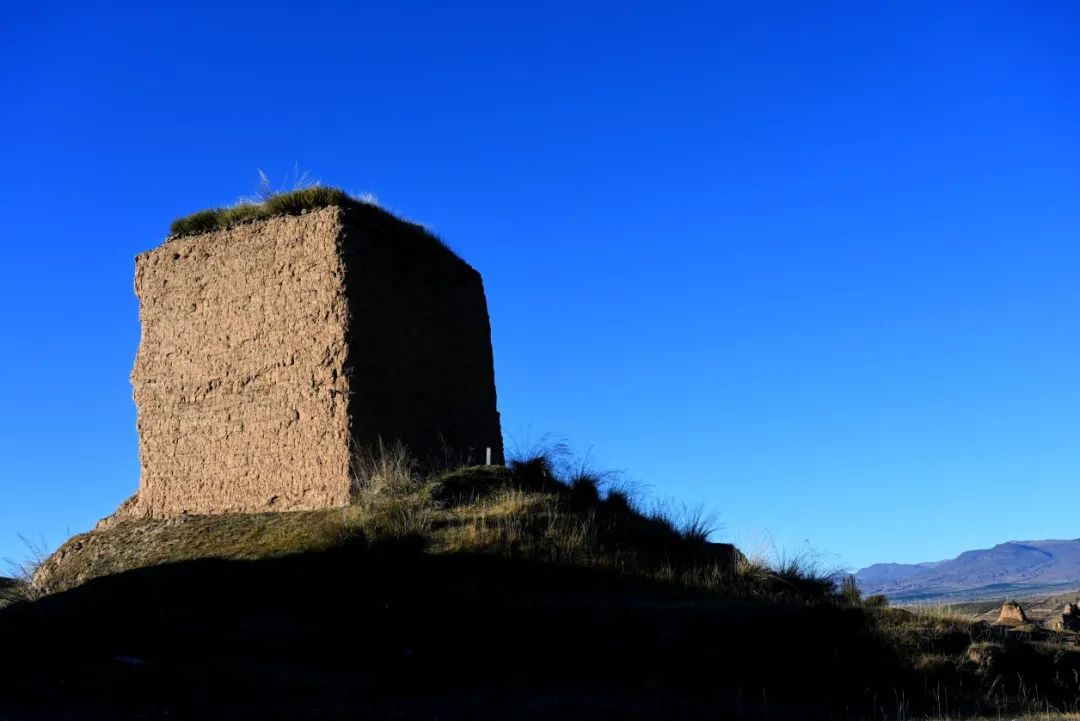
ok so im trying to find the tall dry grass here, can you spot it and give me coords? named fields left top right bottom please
left=350, top=439, right=419, bottom=496
left=1, top=534, right=50, bottom=605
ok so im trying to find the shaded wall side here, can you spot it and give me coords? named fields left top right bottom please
left=341, top=209, right=504, bottom=467
left=130, top=208, right=353, bottom=516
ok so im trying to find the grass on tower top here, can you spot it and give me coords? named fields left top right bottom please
left=169, top=186, right=360, bottom=238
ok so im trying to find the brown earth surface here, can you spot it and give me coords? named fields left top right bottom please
left=119, top=205, right=502, bottom=522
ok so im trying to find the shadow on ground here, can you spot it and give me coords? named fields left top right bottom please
left=5, top=525, right=1080, bottom=721
left=0, top=534, right=915, bottom=720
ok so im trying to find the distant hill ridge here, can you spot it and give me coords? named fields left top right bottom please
left=856, top=538, right=1080, bottom=603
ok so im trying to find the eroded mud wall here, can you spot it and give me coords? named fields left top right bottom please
left=130, top=208, right=353, bottom=516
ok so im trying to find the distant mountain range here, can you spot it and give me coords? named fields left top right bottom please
left=855, top=539, right=1080, bottom=603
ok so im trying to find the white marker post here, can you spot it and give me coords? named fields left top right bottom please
left=485, top=447, right=492, bottom=466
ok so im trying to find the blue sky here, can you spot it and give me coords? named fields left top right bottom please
left=1, top=1, right=1078, bottom=571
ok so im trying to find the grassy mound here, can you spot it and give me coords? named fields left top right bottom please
left=7, top=457, right=1080, bottom=719
left=35, top=459, right=761, bottom=599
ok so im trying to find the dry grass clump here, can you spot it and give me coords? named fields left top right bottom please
left=350, top=439, right=419, bottom=496
left=1, top=534, right=50, bottom=605
left=169, top=186, right=352, bottom=237
left=436, top=487, right=748, bottom=594
left=439, top=489, right=599, bottom=565
left=350, top=440, right=435, bottom=538
left=362, top=496, right=434, bottom=540
left=725, top=550, right=840, bottom=602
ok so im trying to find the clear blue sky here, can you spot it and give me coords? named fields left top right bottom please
left=2, top=1, right=1078, bottom=571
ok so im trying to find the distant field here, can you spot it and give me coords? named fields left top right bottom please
left=889, top=581, right=1080, bottom=604
left=902, top=592, right=1080, bottom=626
left=935, top=715, right=1080, bottom=721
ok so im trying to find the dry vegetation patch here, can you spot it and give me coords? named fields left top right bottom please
left=33, top=509, right=369, bottom=594
left=32, top=450, right=759, bottom=600
left=11, top=448, right=1080, bottom=719
left=167, top=185, right=447, bottom=249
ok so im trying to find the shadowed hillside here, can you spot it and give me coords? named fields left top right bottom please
left=3, top=450, right=1080, bottom=720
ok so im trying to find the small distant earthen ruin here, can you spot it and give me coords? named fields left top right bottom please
left=996, top=600, right=1029, bottom=625
left=114, top=203, right=503, bottom=520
